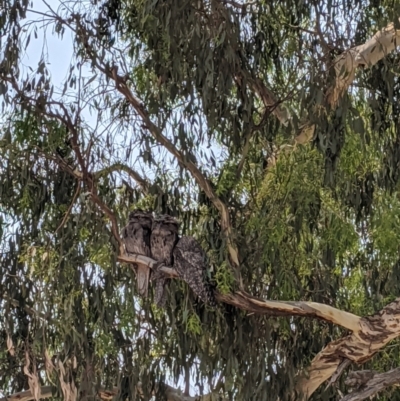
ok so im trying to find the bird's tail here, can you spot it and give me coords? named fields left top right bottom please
left=154, top=277, right=169, bottom=308
left=204, top=279, right=217, bottom=307
left=186, top=272, right=216, bottom=307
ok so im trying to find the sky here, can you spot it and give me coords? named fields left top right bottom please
left=24, top=1, right=76, bottom=95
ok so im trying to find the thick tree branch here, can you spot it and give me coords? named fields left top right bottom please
left=119, top=253, right=361, bottom=330
left=326, top=21, right=400, bottom=108
left=294, top=19, right=400, bottom=147
left=340, top=368, right=400, bottom=401
left=217, top=291, right=361, bottom=330
left=296, top=298, right=400, bottom=400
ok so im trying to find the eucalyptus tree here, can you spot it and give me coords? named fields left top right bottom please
left=2, top=0, right=400, bottom=400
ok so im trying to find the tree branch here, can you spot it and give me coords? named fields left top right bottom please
left=247, top=17, right=400, bottom=165
left=1, top=73, right=126, bottom=254
left=340, top=368, right=400, bottom=401
left=294, top=19, right=400, bottom=147
left=6, top=12, right=400, bottom=401
left=55, top=180, right=81, bottom=234
left=119, top=253, right=362, bottom=331
left=296, top=298, right=400, bottom=400
left=4, top=293, right=400, bottom=401
left=244, top=75, right=290, bottom=126
left=95, top=163, right=150, bottom=193
left=326, top=21, right=400, bottom=108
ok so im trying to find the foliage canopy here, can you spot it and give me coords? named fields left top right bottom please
left=2, top=0, right=400, bottom=400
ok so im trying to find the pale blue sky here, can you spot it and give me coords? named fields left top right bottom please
left=24, top=1, right=75, bottom=90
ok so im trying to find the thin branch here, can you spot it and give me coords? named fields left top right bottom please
left=3, top=296, right=51, bottom=321
left=108, top=65, right=240, bottom=267
left=314, top=5, right=332, bottom=56
left=60, top=118, right=125, bottom=252
left=95, top=163, right=150, bottom=193
left=7, top=74, right=125, bottom=252
left=55, top=180, right=81, bottom=234
left=234, top=131, right=252, bottom=181
left=26, top=9, right=55, bottom=19
left=237, top=74, right=290, bottom=126
left=326, top=359, right=352, bottom=389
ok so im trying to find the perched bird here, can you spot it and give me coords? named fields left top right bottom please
left=150, top=214, right=180, bottom=307
left=121, top=210, right=153, bottom=297
left=173, top=236, right=216, bottom=306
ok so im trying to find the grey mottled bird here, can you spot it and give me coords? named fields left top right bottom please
left=150, top=214, right=180, bottom=307
left=173, top=236, right=216, bottom=306
left=121, top=210, right=153, bottom=297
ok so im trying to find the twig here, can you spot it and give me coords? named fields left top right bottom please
left=54, top=181, right=81, bottom=234
left=95, top=163, right=150, bottom=194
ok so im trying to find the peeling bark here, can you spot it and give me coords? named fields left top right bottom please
left=272, top=19, right=400, bottom=160
left=296, top=298, right=400, bottom=400
left=326, top=21, right=400, bottom=107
